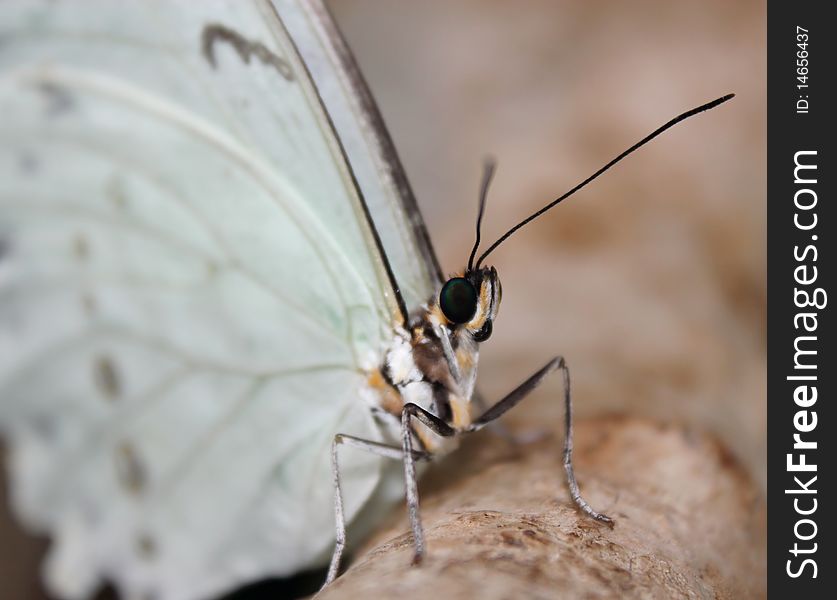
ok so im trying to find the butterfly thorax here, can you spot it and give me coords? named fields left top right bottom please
left=368, top=267, right=501, bottom=453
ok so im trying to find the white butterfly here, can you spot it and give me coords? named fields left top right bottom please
left=0, top=2, right=732, bottom=599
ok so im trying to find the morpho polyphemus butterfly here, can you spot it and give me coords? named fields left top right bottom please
left=0, top=1, right=733, bottom=598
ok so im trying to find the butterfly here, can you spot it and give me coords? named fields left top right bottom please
left=0, top=1, right=732, bottom=599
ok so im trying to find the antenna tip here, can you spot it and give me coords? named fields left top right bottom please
left=698, top=93, right=735, bottom=114
left=711, top=93, right=735, bottom=107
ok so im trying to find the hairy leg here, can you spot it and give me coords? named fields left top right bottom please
left=400, top=403, right=457, bottom=563
left=469, top=356, right=613, bottom=524
left=324, top=433, right=431, bottom=587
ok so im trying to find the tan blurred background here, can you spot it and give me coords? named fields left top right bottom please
left=1, top=0, right=765, bottom=597
left=332, top=0, right=765, bottom=484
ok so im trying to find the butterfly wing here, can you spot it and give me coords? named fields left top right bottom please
left=0, top=1, right=435, bottom=598
left=279, top=0, right=443, bottom=308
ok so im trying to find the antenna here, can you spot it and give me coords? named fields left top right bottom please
left=467, top=157, right=496, bottom=272
left=475, top=93, right=734, bottom=269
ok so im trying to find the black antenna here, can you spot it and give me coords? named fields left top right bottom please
left=467, top=157, right=497, bottom=272
left=475, top=93, right=734, bottom=269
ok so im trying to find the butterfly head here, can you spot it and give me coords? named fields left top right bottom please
left=436, top=266, right=501, bottom=342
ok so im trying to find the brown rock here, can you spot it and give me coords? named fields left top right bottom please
left=317, top=416, right=766, bottom=599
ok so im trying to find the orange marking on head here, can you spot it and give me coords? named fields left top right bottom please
left=428, top=301, right=450, bottom=329
left=474, top=280, right=493, bottom=329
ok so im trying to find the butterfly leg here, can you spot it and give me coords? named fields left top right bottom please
left=400, top=403, right=457, bottom=565
left=468, top=356, right=613, bottom=525
left=324, top=433, right=431, bottom=587
left=471, top=389, right=517, bottom=442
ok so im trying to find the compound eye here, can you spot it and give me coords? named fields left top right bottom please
left=439, top=277, right=478, bottom=324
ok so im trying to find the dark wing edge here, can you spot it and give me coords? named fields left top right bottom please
left=265, top=1, right=409, bottom=325
left=304, top=0, right=445, bottom=287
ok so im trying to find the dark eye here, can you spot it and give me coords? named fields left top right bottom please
left=473, top=319, right=492, bottom=342
left=439, top=277, right=478, bottom=324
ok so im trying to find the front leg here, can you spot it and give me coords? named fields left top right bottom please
left=469, top=356, right=613, bottom=525
left=324, top=434, right=431, bottom=588
left=400, top=403, right=457, bottom=563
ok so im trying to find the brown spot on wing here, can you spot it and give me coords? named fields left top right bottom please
left=72, top=235, right=89, bottom=261
left=105, top=175, right=128, bottom=208
left=136, top=533, right=157, bottom=559
left=115, top=441, right=147, bottom=495
left=36, top=81, right=74, bottom=117
left=81, top=292, right=97, bottom=316
left=18, top=153, right=39, bottom=174
left=94, top=356, right=121, bottom=401
left=201, top=24, right=294, bottom=81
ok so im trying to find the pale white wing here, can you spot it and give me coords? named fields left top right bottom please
left=279, top=0, right=443, bottom=309
left=0, top=1, right=423, bottom=599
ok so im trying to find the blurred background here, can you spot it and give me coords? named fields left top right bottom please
left=333, top=0, right=765, bottom=484
left=1, top=0, right=765, bottom=597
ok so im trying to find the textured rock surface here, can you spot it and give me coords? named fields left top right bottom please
left=317, top=416, right=766, bottom=599
left=0, top=1, right=766, bottom=598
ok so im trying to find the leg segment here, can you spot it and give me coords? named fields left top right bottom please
left=469, top=357, right=613, bottom=525
left=472, top=388, right=518, bottom=442
left=400, top=403, right=457, bottom=564
left=324, top=433, right=431, bottom=587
